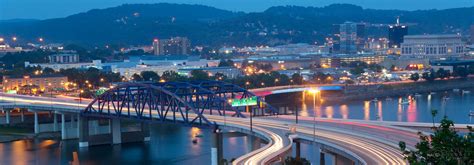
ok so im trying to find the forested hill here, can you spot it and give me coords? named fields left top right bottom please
left=1, top=3, right=473, bottom=47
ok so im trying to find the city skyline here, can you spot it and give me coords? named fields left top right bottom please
left=1, top=0, right=474, bottom=20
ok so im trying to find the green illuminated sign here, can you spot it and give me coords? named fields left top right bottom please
left=96, top=88, right=108, bottom=96
left=231, top=96, right=258, bottom=107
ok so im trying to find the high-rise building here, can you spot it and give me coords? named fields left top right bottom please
left=470, top=25, right=474, bottom=44
left=151, top=37, right=190, bottom=55
left=334, top=22, right=365, bottom=54
left=152, top=39, right=160, bottom=55
left=388, top=17, right=408, bottom=48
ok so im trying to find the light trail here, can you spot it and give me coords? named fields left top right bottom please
left=0, top=93, right=409, bottom=165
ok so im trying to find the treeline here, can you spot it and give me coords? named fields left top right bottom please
left=409, top=67, right=472, bottom=82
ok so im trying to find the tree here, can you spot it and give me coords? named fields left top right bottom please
left=350, top=67, right=365, bottom=75
left=291, top=73, right=304, bottom=85
left=140, top=71, right=160, bottom=82
left=213, top=72, right=227, bottom=81
left=454, top=67, right=469, bottom=78
left=42, top=67, right=56, bottom=75
left=218, top=59, right=234, bottom=67
left=409, top=73, right=420, bottom=82
left=422, top=69, right=436, bottom=82
left=161, top=70, right=186, bottom=82
left=190, top=70, right=210, bottom=81
left=284, top=156, right=311, bottom=165
left=131, top=73, right=143, bottom=81
left=399, top=117, right=473, bottom=164
left=436, top=68, right=450, bottom=79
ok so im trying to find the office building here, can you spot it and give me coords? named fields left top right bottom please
left=334, top=22, right=365, bottom=54
left=152, top=39, right=160, bottom=55
left=388, top=17, right=408, bottom=48
left=154, top=37, right=190, bottom=55
left=401, top=34, right=465, bottom=59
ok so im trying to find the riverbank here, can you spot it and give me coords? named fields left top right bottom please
left=325, top=78, right=474, bottom=102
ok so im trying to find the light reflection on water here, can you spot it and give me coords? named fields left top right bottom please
left=296, top=90, right=474, bottom=124
left=0, top=124, right=252, bottom=165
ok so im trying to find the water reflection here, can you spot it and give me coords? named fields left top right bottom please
left=291, top=89, right=474, bottom=124
left=0, top=124, right=251, bottom=164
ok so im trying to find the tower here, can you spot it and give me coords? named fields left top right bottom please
left=152, top=39, right=160, bottom=55
left=388, top=17, right=408, bottom=48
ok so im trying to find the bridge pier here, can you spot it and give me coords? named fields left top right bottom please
left=295, top=141, right=301, bottom=161
left=211, top=128, right=223, bottom=165
left=34, top=111, right=39, bottom=134
left=5, top=109, right=10, bottom=125
left=141, top=122, right=150, bottom=142
left=20, top=109, right=24, bottom=122
left=53, top=112, right=58, bottom=132
left=111, top=118, right=122, bottom=144
left=61, top=113, right=66, bottom=139
left=79, top=117, right=89, bottom=147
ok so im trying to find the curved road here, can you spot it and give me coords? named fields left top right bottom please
left=0, top=93, right=412, bottom=164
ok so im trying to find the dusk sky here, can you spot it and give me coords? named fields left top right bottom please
left=1, top=0, right=473, bottom=20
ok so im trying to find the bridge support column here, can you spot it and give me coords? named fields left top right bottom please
left=53, top=113, right=58, bottom=132
left=313, top=143, right=323, bottom=165
left=70, top=115, right=75, bottom=128
left=5, top=109, right=10, bottom=125
left=61, top=113, right=66, bottom=140
left=78, top=117, right=89, bottom=147
left=77, top=114, right=80, bottom=137
left=34, top=111, right=39, bottom=134
left=295, top=141, right=301, bottom=161
left=320, top=152, right=326, bottom=165
left=20, top=109, right=24, bottom=122
left=111, top=118, right=122, bottom=144
left=141, top=122, right=150, bottom=142
left=211, top=129, right=223, bottom=165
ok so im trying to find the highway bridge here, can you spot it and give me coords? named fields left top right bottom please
left=0, top=81, right=447, bottom=165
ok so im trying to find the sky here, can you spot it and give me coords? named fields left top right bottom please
left=1, top=0, right=473, bottom=20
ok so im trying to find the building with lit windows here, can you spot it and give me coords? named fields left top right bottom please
left=153, top=37, right=190, bottom=55
left=333, top=22, right=366, bottom=54
left=2, top=75, right=69, bottom=94
left=320, top=54, right=386, bottom=68
left=388, top=17, right=408, bottom=48
left=400, top=34, right=465, bottom=59
left=48, top=50, right=79, bottom=63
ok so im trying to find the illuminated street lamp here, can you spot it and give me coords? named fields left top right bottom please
left=12, top=37, right=17, bottom=42
left=38, top=37, right=44, bottom=42
left=307, top=88, right=321, bottom=142
left=79, top=89, right=84, bottom=103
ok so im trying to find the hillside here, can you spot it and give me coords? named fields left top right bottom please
left=0, top=3, right=473, bottom=47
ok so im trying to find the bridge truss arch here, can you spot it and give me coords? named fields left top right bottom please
left=83, top=82, right=251, bottom=126
left=192, top=81, right=279, bottom=116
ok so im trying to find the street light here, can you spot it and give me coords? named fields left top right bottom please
left=308, top=88, right=320, bottom=142
left=48, top=83, right=53, bottom=110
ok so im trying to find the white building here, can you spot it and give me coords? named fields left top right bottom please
left=401, top=34, right=465, bottom=59
left=48, top=51, right=79, bottom=63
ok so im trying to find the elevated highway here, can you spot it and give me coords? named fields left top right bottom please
left=0, top=83, right=437, bottom=165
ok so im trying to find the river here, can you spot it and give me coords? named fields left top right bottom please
left=0, top=124, right=254, bottom=165
left=294, top=89, right=474, bottom=124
